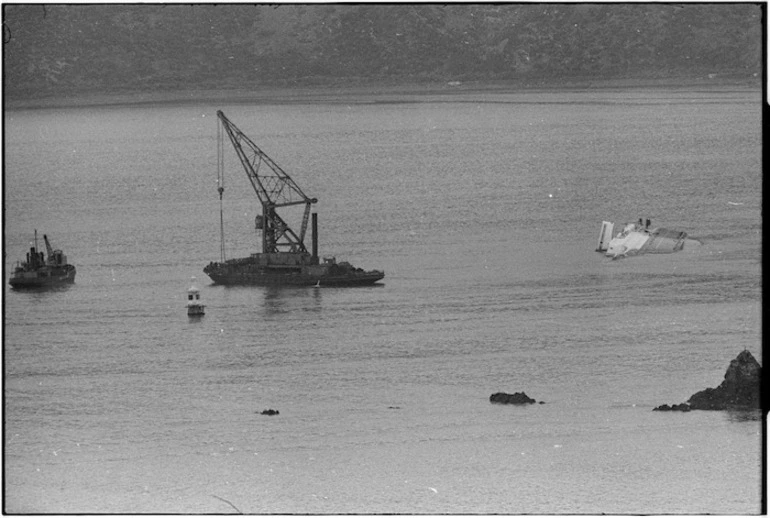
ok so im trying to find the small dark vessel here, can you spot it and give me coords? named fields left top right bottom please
left=203, top=111, right=384, bottom=287
left=9, top=231, right=76, bottom=288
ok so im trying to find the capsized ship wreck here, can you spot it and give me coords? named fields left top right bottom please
left=9, top=231, right=76, bottom=288
left=203, top=111, right=384, bottom=286
left=596, top=218, right=688, bottom=258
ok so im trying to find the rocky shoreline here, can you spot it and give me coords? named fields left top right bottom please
left=4, top=76, right=760, bottom=111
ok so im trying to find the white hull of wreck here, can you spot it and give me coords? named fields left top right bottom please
left=597, top=221, right=688, bottom=258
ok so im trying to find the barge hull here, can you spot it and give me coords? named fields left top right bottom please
left=206, top=271, right=384, bottom=286
left=9, top=266, right=76, bottom=288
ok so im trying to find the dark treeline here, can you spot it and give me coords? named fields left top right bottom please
left=2, top=4, right=763, bottom=98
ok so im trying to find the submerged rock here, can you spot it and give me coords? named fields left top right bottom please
left=653, top=350, right=761, bottom=412
left=490, top=392, right=537, bottom=405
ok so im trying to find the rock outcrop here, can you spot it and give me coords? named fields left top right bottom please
left=687, top=350, right=761, bottom=410
left=490, top=392, right=539, bottom=405
left=653, top=403, right=691, bottom=412
left=654, top=350, right=761, bottom=412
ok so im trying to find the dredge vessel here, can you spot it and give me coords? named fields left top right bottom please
left=9, top=231, right=76, bottom=288
left=203, top=111, right=384, bottom=286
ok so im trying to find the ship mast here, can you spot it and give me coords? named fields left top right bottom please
left=216, top=110, right=317, bottom=255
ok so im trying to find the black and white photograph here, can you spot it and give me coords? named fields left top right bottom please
left=2, top=3, right=764, bottom=514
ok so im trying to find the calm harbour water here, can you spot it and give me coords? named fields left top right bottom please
left=3, top=86, right=763, bottom=514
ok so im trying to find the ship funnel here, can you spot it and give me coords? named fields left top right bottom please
left=311, top=212, right=319, bottom=265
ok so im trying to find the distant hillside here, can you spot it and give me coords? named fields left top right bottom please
left=2, top=4, right=763, bottom=99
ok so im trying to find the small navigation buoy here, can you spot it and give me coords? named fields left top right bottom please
left=187, top=277, right=205, bottom=317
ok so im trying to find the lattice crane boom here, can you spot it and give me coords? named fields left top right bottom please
left=216, top=110, right=317, bottom=254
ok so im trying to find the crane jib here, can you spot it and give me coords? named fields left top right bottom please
left=216, top=110, right=317, bottom=255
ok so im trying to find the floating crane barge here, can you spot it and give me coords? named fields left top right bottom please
left=203, top=111, right=384, bottom=286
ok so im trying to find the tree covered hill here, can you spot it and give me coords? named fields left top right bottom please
left=2, top=3, right=763, bottom=99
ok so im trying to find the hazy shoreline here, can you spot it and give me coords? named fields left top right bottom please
left=4, top=76, right=760, bottom=111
